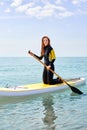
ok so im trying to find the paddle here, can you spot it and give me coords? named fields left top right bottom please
left=28, top=51, right=83, bottom=95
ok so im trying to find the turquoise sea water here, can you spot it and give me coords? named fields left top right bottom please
left=0, top=57, right=87, bottom=130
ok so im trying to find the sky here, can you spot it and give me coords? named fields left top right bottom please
left=0, top=0, right=87, bottom=57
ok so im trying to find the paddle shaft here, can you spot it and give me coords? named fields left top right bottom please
left=28, top=51, right=83, bottom=94
left=28, top=51, right=68, bottom=83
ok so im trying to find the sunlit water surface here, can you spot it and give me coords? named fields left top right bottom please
left=0, top=57, right=87, bottom=130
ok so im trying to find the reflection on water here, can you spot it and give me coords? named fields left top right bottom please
left=42, top=95, right=57, bottom=130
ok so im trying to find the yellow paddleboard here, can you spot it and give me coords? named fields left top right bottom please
left=0, top=78, right=86, bottom=97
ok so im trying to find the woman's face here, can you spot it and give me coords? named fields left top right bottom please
left=43, top=37, right=49, bottom=46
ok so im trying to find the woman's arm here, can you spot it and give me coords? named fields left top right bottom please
left=28, top=51, right=43, bottom=60
left=34, top=54, right=43, bottom=60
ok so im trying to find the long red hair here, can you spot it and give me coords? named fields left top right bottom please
left=41, top=36, right=50, bottom=55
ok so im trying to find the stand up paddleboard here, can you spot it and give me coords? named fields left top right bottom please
left=0, top=78, right=86, bottom=97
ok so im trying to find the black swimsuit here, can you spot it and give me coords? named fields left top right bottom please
left=35, top=45, right=62, bottom=84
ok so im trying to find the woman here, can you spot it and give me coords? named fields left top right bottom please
left=29, top=36, right=62, bottom=85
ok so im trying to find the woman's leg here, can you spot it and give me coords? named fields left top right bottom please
left=47, top=65, right=54, bottom=84
left=47, top=65, right=63, bottom=85
left=43, top=67, right=48, bottom=84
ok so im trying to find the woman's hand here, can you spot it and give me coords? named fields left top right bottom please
left=28, top=50, right=34, bottom=56
left=46, top=65, right=51, bottom=70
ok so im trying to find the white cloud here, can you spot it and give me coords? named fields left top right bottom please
left=0, top=2, right=4, bottom=6
left=11, top=0, right=23, bottom=7
left=26, top=6, right=42, bottom=17
left=16, top=2, right=66, bottom=18
left=78, top=9, right=87, bottom=15
left=1, top=0, right=87, bottom=19
left=58, top=11, right=74, bottom=18
left=71, top=0, right=87, bottom=16
left=72, top=0, right=87, bottom=5
left=4, top=8, right=11, bottom=13
left=72, top=0, right=79, bottom=5
left=16, top=2, right=34, bottom=12
left=55, top=0, right=62, bottom=4
left=36, top=3, right=66, bottom=18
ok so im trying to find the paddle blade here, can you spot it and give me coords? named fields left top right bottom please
left=69, top=84, right=83, bottom=95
